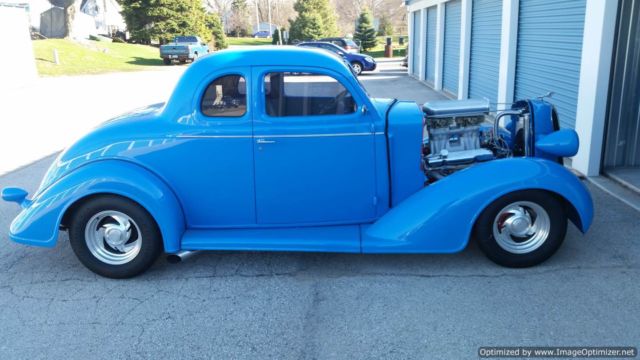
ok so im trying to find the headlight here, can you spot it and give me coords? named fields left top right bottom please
left=365, top=56, right=374, bottom=63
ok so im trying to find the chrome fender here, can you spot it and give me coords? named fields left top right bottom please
left=363, top=158, right=593, bottom=253
left=9, top=160, right=185, bottom=252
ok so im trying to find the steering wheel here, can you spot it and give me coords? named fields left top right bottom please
left=317, top=89, right=349, bottom=115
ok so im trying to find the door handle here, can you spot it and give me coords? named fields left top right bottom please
left=256, top=138, right=276, bottom=144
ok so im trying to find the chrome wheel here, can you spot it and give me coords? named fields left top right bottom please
left=492, top=201, right=551, bottom=254
left=84, top=210, right=142, bottom=265
left=351, top=62, right=362, bottom=75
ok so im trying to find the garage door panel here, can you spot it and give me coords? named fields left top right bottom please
left=514, top=0, right=586, bottom=129
left=468, top=0, right=502, bottom=103
left=443, top=0, right=461, bottom=95
left=411, top=11, right=421, bottom=76
left=425, top=6, right=437, bottom=83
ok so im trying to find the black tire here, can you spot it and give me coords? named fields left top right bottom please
left=68, top=195, right=162, bottom=278
left=163, top=58, right=171, bottom=65
left=474, top=190, right=567, bottom=268
left=351, top=61, right=363, bottom=75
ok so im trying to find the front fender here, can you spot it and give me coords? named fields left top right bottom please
left=363, top=158, right=593, bottom=253
left=9, top=160, right=185, bottom=252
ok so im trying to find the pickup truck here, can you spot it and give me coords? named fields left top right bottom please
left=1, top=47, right=593, bottom=278
left=159, top=36, right=208, bottom=65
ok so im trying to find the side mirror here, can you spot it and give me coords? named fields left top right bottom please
left=535, top=129, right=579, bottom=157
left=1, top=187, right=28, bottom=205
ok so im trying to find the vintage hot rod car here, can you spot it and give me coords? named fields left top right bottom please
left=2, top=47, right=593, bottom=278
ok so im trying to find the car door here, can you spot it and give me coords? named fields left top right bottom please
left=156, top=70, right=256, bottom=228
left=251, top=67, right=377, bottom=225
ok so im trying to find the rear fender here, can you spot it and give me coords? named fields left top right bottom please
left=9, top=160, right=185, bottom=252
left=363, top=158, right=593, bottom=253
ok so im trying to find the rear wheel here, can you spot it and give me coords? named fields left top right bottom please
left=351, top=61, right=363, bottom=75
left=68, top=195, right=162, bottom=278
left=474, top=190, right=567, bottom=268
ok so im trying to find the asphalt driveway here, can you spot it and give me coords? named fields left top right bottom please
left=0, top=61, right=638, bottom=359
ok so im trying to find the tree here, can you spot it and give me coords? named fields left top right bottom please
left=206, top=12, right=228, bottom=49
left=228, top=0, right=251, bottom=36
left=272, top=27, right=287, bottom=44
left=121, top=0, right=219, bottom=44
left=289, top=0, right=338, bottom=41
left=377, top=15, right=393, bottom=36
left=354, top=8, right=377, bottom=51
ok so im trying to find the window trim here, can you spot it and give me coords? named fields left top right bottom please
left=261, top=71, right=359, bottom=119
left=199, top=73, right=248, bottom=118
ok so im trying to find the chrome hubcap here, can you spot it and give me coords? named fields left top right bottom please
left=85, top=210, right=142, bottom=265
left=353, top=63, right=361, bottom=74
left=492, top=201, right=550, bottom=254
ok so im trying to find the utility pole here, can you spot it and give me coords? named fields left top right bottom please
left=255, top=0, right=260, bottom=33
left=267, top=0, right=272, bottom=36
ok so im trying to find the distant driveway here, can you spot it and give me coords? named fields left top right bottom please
left=0, top=67, right=185, bottom=175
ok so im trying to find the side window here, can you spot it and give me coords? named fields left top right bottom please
left=264, top=72, right=357, bottom=117
left=201, top=75, right=247, bottom=117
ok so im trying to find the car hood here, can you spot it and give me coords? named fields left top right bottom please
left=36, top=103, right=166, bottom=196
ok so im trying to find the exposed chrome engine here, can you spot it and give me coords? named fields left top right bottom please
left=422, top=99, right=524, bottom=181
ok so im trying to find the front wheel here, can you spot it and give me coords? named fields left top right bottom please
left=163, top=58, right=171, bottom=65
left=351, top=61, right=363, bottom=75
left=474, top=190, right=567, bottom=268
left=68, top=195, right=162, bottom=278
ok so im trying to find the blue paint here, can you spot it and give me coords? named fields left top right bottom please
left=2, top=47, right=593, bottom=262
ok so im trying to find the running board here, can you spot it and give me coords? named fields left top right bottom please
left=179, top=225, right=361, bottom=253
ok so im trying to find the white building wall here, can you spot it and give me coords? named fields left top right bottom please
left=573, top=0, right=619, bottom=176
left=0, top=6, right=38, bottom=93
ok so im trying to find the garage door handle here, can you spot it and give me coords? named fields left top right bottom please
left=256, top=139, right=276, bottom=144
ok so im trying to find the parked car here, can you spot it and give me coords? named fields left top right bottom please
left=297, top=41, right=376, bottom=75
left=2, top=47, right=593, bottom=278
left=402, top=56, right=408, bottom=68
left=159, top=36, right=209, bottom=65
left=320, top=37, right=360, bottom=53
left=253, top=30, right=270, bottom=38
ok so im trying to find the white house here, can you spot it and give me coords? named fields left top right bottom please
left=405, top=0, right=639, bottom=190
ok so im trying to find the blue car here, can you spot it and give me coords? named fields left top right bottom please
left=298, top=41, right=376, bottom=75
left=2, top=47, right=593, bottom=278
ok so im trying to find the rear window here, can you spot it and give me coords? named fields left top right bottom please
left=201, top=75, right=247, bottom=117
left=346, top=39, right=358, bottom=47
left=176, top=36, right=198, bottom=43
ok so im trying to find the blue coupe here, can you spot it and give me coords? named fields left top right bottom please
left=2, top=47, right=593, bottom=278
left=297, top=42, right=376, bottom=75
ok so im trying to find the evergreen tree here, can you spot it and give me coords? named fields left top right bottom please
left=272, top=27, right=287, bottom=44
left=354, top=8, right=377, bottom=52
left=120, top=0, right=223, bottom=45
left=289, top=0, right=338, bottom=41
left=206, top=12, right=228, bottom=50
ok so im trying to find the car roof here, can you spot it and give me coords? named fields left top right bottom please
left=164, top=47, right=357, bottom=116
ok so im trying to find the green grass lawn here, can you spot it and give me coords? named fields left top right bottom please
left=227, top=37, right=272, bottom=46
left=33, top=39, right=163, bottom=76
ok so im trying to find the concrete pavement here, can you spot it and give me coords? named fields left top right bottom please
left=0, top=60, right=638, bottom=359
